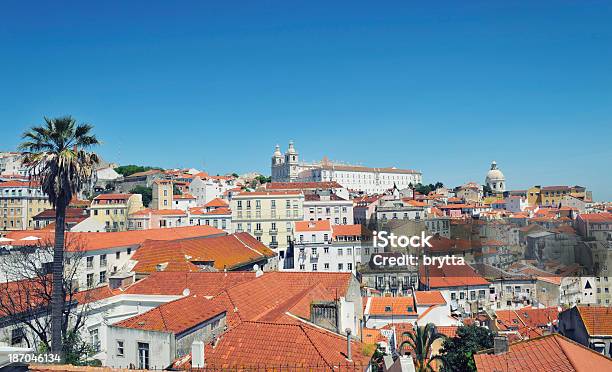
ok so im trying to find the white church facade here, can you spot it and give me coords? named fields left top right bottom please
left=271, top=141, right=422, bottom=194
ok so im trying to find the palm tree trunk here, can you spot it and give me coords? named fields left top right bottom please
left=51, top=202, right=66, bottom=361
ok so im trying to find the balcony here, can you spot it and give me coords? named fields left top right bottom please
left=269, top=229, right=278, bottom=235
left=254, top=229, right=263, bottom=235
left=269, top=241, right=279, bottom=249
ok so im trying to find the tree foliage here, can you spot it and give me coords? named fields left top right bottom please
left=439, top=325, right=495, bottom=372
left=19, top=116, right=99, bottom=359
left=398, top=323, right=446, bottom=372
left=0, top=237, right=98, bottom=361
left=255, top=175, right=272, bottom=184
left=414, top=182, right=444, bottom=195
left=114, top=164, right=162, bottom=177
left=130, top=185, right=153, bottom=207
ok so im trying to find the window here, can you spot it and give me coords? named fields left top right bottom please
left=90, top=328, right=100, bottom=352
left=87, top=274, right=94, bottom=288
left=100, top=254, right=107, bottom=267
left=324, top=263, right=329, bottom=270
left=86, top=256, right=94, bottom=269
left=116, top=340, right=124, bottom=357
left=324, top=247, right=329, bottom=253
left=312, top=263, right=318, bottom=271
left=347, top=263, right=353, bottom=271
left=451, top=292, right=457, bottom=300
left=338, top=263, right=344, bottom=270
left=99, top=271, right=106, bottom=283
left=116, top=251, right=120, bottom=260
left=138, top=342, right=150, bottom=369
left=11, top=327, right=24, bottom=346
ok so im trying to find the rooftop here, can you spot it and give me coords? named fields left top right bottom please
left=474, top=333, right=612, bottom=372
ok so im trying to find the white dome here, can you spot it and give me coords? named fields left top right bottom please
left=273, top=144, right=282, bottom=157
left=485, top=161, right=505, bottom=182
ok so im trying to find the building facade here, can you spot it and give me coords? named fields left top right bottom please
left=0, top=181, right=51, bottom=231
left=271, top=141, right=422, bottom=194
left=90, top=194, right=144, bottom=232
left=230, top=191, right=304, bottom=255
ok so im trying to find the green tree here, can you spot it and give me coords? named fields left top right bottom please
left=114, top=164, right=162, bottom=177
left=398, top=323, right=446, bottom=372
left=255, top=175, right=272, bottom=184
left=439, top=325, right=495, bottom=372
left=19, top=116, right=100, bottom=359
left=482, top=184, right=493, bottom=196
left=130, top=185, right=153, bottom=207
left=173, top=185, right=183, bottom=196
left=231, top=173, right=239, bottom=178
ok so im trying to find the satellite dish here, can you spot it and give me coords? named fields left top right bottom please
left=182, top=288, right=191, bottom=296
left=253, top=264, right=259, bottom=272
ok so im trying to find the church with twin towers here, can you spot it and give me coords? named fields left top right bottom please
left=270, top=141, right=423, bottom=194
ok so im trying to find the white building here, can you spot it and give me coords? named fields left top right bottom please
left=188, top=176, right=236, bottom=206
left=505, top=195, right=528, bottom=213
left=0, top=152, right=25, bottom=176
left=560, top=277, right=597, bottom=307
left=303, top=192, right=353, bottom=225
left=271, top=141, right=422, bottom=194
left=485, top=161, right=506, bottom=193
left=286, top=220, right=363, bottom=273
left=172, top=193, right=196, bottom=211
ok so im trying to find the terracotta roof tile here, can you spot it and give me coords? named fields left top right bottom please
left=5, top=226, right=224, bottom=251
left=367, top=296, right=417, bottom=316
left=130, top=232, right=276, bottom=273
left=474, top=333, right=612, bottom=372
left=577, top=306, right=612, bottom=335
left=295, top=220, right=332, bottom=232
left=203, top=198, right=229, bottom=207
left=415, top=291, right=446, bottom=305
left=114, top=294, right=226, bottom=334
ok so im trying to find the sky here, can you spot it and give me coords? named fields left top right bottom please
left=0, top=1, right=611, bottom=200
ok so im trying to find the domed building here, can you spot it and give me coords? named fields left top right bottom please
left=485, top=161, right=506, bottom=193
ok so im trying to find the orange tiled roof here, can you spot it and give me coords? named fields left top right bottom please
left=200, top=320, right=372, bottom=369
left=474, top=333, right=612, bottom=372
left=129, top=208, right=187, bottom=217
left=93, top=193, right=132, bottom=200
left=420, top=263, right=490, bottom=288
left=415, top=291, right=446, bottom=305
left=122, top=271, right=256, bottom=296
left=577, top=306, right=612, bottom=335
left=295, top=220, right=331, bottom=232
left=367, top=296, right=417, bottom=316
left=579, top=213, right=612, bottom=223
left=202, top=207, right=231, bottom=215
left=114, top=294, right=226, bottom=334
left=130, top=232, right=276, bottom=273
left=331, top=224, right=363, bottom=238
left=5, top=225, right=224, bottom=251
left=173, top=193, right=195, bottom=199
left=0, top=180, right=41, bottom=188
left=203, top=198, right=229, bottom=207
left=235, top=190, right=303, bottom=197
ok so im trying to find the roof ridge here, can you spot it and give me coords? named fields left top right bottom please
left=298, top=323, right=335, bottom=369
left=553, top=332, right=612, bottom=363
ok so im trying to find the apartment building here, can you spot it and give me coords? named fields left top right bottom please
left=303, top=192, right=353, bottom=225
left=575, top=213, right=612, bottom=241
left=151, top=179, right=173, bottom=209
left=0, top=181, right=51, bottom=231
left=286, top=220, right=363, bottom=273
left=230, top=191, right=304, bottom=254
left=90, top=193, right=144, bottom=232
left=527, top=185, right=591, bottom=207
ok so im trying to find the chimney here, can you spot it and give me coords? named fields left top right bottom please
left=493, top=336, right=509, bottom=354
left=345, top=328, right=352, bottom=361
left=191, top=340, right=205, bottom=368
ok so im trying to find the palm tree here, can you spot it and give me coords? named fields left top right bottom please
left=19, top=116, right=99, bottom=359
left=398, top=323, right=446, bottom=372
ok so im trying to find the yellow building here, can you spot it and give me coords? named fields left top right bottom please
left=0, top=180, right=51, bottom=231
left=151, top=179, right=173, bottom=209
left=527, top=185, right=589, bottom=207
left=90, top=193, right=143, bottom=232
left=230, top=191, right=304, bottom=255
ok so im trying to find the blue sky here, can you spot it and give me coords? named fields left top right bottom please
left=1, top=1, right=611, bottom=200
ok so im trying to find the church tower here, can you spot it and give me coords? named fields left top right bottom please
left=271, top=144, right=283, bottom=182
left=285, top=141, right=299, bottom=182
